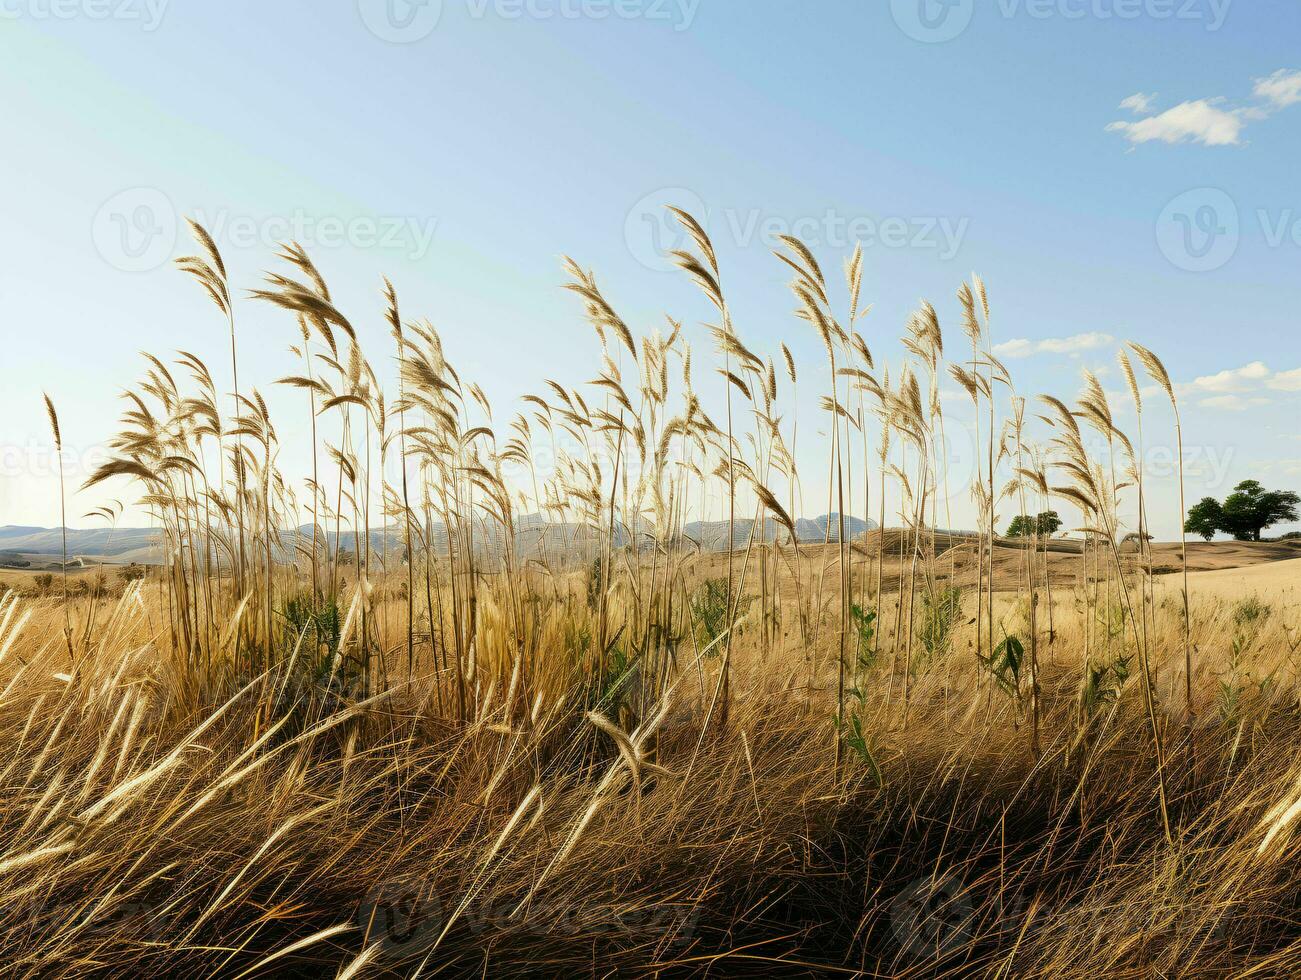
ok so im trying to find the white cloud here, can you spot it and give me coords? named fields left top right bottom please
left=993, top=338, right=1034, bottom=358
left=1187, top=361, right=1271, bottom=394
left=1268, top=367, right=1301, bottom=392
left=993, top=332, right=1114, bottom=358
left=1254, top=69, right=1301, bottom=109
left=1106, top=99, right=1246, bottom=147
left=1108, top=69, right=1301, bottom=148
left=1262, top=458, right=1301, bottom=476
left=1164, top=361, right=1301, bottom=407
left=1198, top=394, right=1268, bottom=411
left=1119, top=92, right=1157, bottom=114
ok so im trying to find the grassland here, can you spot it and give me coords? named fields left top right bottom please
left=3, top=213, right=1301, bottom=978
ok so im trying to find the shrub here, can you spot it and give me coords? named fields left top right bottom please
left=916, top=587, right=962, bottom=666
left=690, top=577, right=730, bottom=651
left=119, top=563, right=147, bottom=584
left=1232, top=596, right=1270, bottom=632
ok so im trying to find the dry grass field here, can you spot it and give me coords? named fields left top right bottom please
left=3, top=215, right=1301, bottom=978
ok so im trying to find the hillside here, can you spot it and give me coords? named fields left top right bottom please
left=0, top=513, right=878, bottom=567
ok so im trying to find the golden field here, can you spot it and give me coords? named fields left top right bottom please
left=3, top=215, right=1301, bottom=978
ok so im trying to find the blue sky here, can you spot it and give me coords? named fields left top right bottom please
left=1, top=0, right=1298, bottom=538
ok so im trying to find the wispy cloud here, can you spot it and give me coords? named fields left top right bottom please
left=1167, top=361, right=1301, bottom=409
left=1107, top=99, right=1250, bottom=147
left=993, top=331, right=1114, bottom=358
left=1186, top=361, right=1272, bottom=393
left=1198, top=394, right=1269, bottom=411
left=1119, top=92, right=1157, bottom=114
left=1254, top=68, right=1301, bottom=109
left=1268, top=367, right=1301, bottom=392
left=1107, top=70, right=1300, bottom=147
left=1261, top=457, right=1301, bottom=476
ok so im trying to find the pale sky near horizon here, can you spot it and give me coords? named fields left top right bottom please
left=1, top=0, right=1299, bottom=540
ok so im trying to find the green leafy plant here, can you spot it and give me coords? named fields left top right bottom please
left=833, top=687, right=882, bottom=785
left=283, top=592, right=343, bottom=662
left=1232, top=596, right=1270, bottom=633
left=690, top=577, right=752, bottom=653
left=1218, top=634, right=1246, bottom=730
left=1096, top=601, right=1128, bottom=642
left=690, top=577, right=729, bottom=651
left=980, top=632, right=1024, bottom=700
left=916, top=588, right=962, bottom=666
left=837, top=712, right=882, bottom=784
left=1080, top=653, right=1131, bottom=720
left=851, top=603, right=877, bottom=671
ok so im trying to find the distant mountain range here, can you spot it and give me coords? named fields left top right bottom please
left=0, top=526, right=162, bottom=565
left=0, top=514, right=877, bottom=567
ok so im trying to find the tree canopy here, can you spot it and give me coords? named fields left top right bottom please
left=1185, top=497, right=1223, bottom=541
left=1183, top=480, right=1299, bottom=542
left=1007, top=511, right=1062, bottom=538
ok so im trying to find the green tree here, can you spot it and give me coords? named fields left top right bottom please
left=1007, top=511, right=1061, bottom=538
left=1184, top=497, right=1224, bottom=541
left=1184, top=482, right=1299, bottom=542
left=1220, top=480, right=1300, bottom=541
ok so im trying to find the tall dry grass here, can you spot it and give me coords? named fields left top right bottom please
left=3, top=212, right=1300, bottom=977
